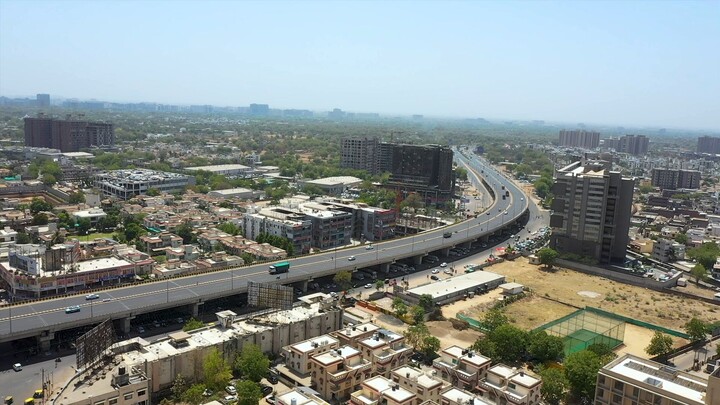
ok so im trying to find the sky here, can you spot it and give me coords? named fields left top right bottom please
left=1, top=0, right=719, bottom=130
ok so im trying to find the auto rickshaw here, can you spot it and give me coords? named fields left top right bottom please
left=4, top=396, right=13, bottom=405
left=23, top=398, right=34, bottom=405
left=32, top=390, right=43, bottom=399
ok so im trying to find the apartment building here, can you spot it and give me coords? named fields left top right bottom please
left=315, top=198, right=397, bottom=242
left=59, top=363, right=149, bottom=405
left=391, top=365, right=446, bottom=403
left=433, top=346, right=492, bottom=392
left=331, top=323, right=382, bottom=347
left=440, top=387, right=494, bottom=405
left=618, top=135, right=650, bottom=155
left=697, top=136, right=720, bottom=155
left=350, top=375, right=417, bottom=405
left=478, top=364, right=543, bottom=405
left=282, top=335, right=340, bottom=375
left=138, top=232, right=182, bottom=255
left=276, top=388, right=331, bottom=405
left=341, top=137, right=381, bottom=174
left=24, top=114, right=115, bottom=152
left=356, top=329, right=412, bottom=377
left=595, top=354, right=719, bottom=405
left=311, top=345, right=373, bottom=402
left=651, top=238, right=685, bottom=263
left=550, top=161, right=634, bottom=264
left=559, top=130, right=600, bottom=149
left=651, top=168, right=702, bottom=190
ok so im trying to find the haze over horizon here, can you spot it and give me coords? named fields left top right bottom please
left=1, top=0, right=718, bottom=131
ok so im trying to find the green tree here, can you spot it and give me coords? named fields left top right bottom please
left=174, top=222, right=196, bottom=244
left=690, top=263, right=708, bottom=285
left=333, top=270, right=352, bottom=291
left=392, top=297, right=408, bottom=319
left=235, top=344, right=270, bottom=382
left=235, top=380, right=263, bottom=405
left=684, top=318, right=708, bottom=342
left=170, top=373, right=187, bottom=400
left=645, top=331, right=674, bottom=357
left=687, top=242, right=720, bottom=270
left=403, top=323, right=430, bottom=351
left=537, top=247, right=559, bottom=269
left=489, top=324, right=528, bottom=363
left=29, top=197, right=53, bottom=214
left=420, top=335, right=441, bottom=357
left=32, top=213, right=49, bottom=225
left=146, top=187, right=161, bottom=196
left=564, top=350, right=604, bottom=401
left=42, top=173, right=57, bottom=185
left=202, top=348, right=232, bottom=391
left=124, top=223, right=146, bottom=242
left=455, top=167, right=468, bottom=181
left=483, top=308, right=509, bottom=332
left=217, top=222, right=241, bottom=235
left=418, top=294, right=434, bottom=312
left=181, top=383, right=206, bottom=405
left=68, top=191, right=86, bottom=204
left=471, top=337, right=497, bottom=359
left=411, top=305, right=426, bottom=324
left=528, top=330, right=565, bottom=362
left=183, top=317, right=205, bottom=332
left=538, top=367, right=569, bottom=405
left=674, top=233, right=688, bottom=245
left=638, top=184, right=655, bottom=194
left=16, top=232, right=31, bottom=244
left=375, top=279, right=385, bottom=292
left=76, top=217, right=92, bottom=235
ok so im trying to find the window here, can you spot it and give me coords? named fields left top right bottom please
left=612, top=394, right=621, bottom=404
left=631, top=387, right=639, bottom=398
left=124, top=393, right=133, bottom=400
left=508, top=383, right=516, bottom=390
left=597, top=389, right=604, bottom=398
left=614, top=381, right=624, bottom=391
left=598, top=375, right=606, bottom=385
left=94, top=401, right=105, bottom=405
left=108, top=399, right=118, bottom=405
left=137, top=389, right=146, bottom=396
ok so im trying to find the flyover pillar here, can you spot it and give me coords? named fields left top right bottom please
left=412, top=255, right=423, bottom=265
left=189, top=302, right=202, bottom=318
left=116, top=316, right=134, bottom=335
left=461, top=241, right=472, bottom=249
left=379, top=263, right=390, bottom=274
left=440, top=247, right=451, bottom=257
left=300, top=280, right=308, bottom=293
left=37, top=331, right=54, bottom=352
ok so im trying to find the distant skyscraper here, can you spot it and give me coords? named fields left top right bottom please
left=550, top=160, right=634, bottom=264
left=249, top=103, right=269, bottom=116
left=558, top=130, right=600, bottom=149
left=36, top=94, right=50, bottom=107
left=617, top=134, right=649, bottom=155
left=24, top=113, right=114, bottom=152
left=340, top=137, right=380, bottom=174
left=651, top=168, right=701, bottom=190
left=697, top=136, right=720, bottom=154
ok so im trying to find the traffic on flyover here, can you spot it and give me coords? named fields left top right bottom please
left=0, top=149, right=529, bottom=343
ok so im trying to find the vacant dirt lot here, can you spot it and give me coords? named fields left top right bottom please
left=465, top=257, right=718, bottom=331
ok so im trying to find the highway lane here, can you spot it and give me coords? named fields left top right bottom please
left=0, top=152, right=528, bottom=341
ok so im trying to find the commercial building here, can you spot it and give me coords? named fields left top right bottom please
left=299, top=201, right=353, bottom=250
left=57, top=362, right=150, bottom=405
left=243, top=207, right=313, bottom=254
left=52, top=295, right=343, bottom=404
left=185, top=164, right=253, bottom=177
left=341, top=137, right=381, bottom=174
left=595, top=354, right=719, bottom=405
left=697, top=136, right=720, bottom=155
left=24, top=114, right=115, bottom=152
left=651, top=168, right=702, bottom=190
left=207, top=187, right=260, bottom=199
left=550, top=161, right=634, bottom=264
left=315, top=198, right=397, bottom=242
left=299, top=176, right=364, bottom=195
left=94, top=169, right=195, bottom=199
left=558, top=130, right=600, bottom=149
left=405, top=271, right=506, bottom=305
left=339, top=139, right=455, bottom=206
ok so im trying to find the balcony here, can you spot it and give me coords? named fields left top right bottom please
left=350, top=392, right=379, bottom=405
left=455, top=367, right=477, bottom=381
left=329, top=362, right=372, bottom=381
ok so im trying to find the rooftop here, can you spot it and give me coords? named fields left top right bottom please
left=305, top=176, right=363, bottom=186
left=393, top=365, right=443, bottom=389
left=291, top=335, right=339, bottom=354
left=364, top=376, right=415, bottom=403
left=185, top=164, right=251, bottom=172
left=96, top=169, right=191, bottom=184
left=407, top=271, right=505, bottom=300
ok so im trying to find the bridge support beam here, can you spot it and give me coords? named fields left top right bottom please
left=461, top=241, right=472, bottom=249
left=379, top=263, right=390, bottom=274
left=440, top=247, right=451, bottom=257
left=300, top=280, right=308, bottom=292
left=411, top=255, right=424, bottom=265
left=37, top=331, right=54, bottom=352
left=116, top=316, right=134, bottom=335
left=189, top=302, right=202, bottom=318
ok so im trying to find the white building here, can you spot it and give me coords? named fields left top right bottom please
left=73, top=208, right=107, bottom=227
left=185, top=164, right=252, bottom=176
left=94, top=169, right=195, bottom=199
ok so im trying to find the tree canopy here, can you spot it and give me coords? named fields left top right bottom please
left=234, top=344, right=270, bottom=382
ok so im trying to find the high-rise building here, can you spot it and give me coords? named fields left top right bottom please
left=558, top=130, right=600, bottom=149
left=249, top=103, right=270, bottom=115
left=550, top=160, right=634, bottom=264
left=340, top=139, right=455, bottom=205
left=651, top=168, right=701, bottom=190
left=697, top=136, right=720, bottom=154
left=36, top=93, right=50, bottom=107
left=618, top=134, right=650, bottom=155
left=595, top=354, right=719, bottom=405
left=24, top=114, right=114, bottom=152
left=341, top=137, right=380, bottom=174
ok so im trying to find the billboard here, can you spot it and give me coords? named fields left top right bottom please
left=247, top=282, right=293, bottom=310
left=76, top=319, right=115, bottom=370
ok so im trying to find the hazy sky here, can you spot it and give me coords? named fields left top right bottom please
left=1, top=0, right=719, bottom=129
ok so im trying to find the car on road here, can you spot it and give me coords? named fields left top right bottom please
left=431, top=268, right=439, bottom=274
left=65, top=305, right=81, bottom=314
left=365, top=244, right=374, bottom=250
left=261, top=385, right=274, bottom=396
left=364, top=284, right=372, bottom=289
left=444, top=269, right=453, bottom=275
left=430, top=275, right=439, bottom=281
left=330, top=292, right=338, bottom=298
left=440, top=262, right=447, bottom=267
left=226, top=385, right=237, bottom=395
left=85, top=294, right=99, bottom=300
left=102, top=298, right=112, bottom=302
left=177, top=317, right=185, bottom=324
left=13, top=363, right=22, bottom=371
left=348, top=256, right=356, bottom=261
left=137, top=326, right=145, bottom=334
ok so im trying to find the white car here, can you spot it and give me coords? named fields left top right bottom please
left=431, top=268, right=439, bottom=274
left=444, top=269, right=453, bottom=275
left=440, top=262, right=447, bottom=267
left=330, top=292, right=338, bottom=298
left=13, top=363, right=22, bottom=371
left=364, top=284, right=373, bottom=289
left=226, top=385, right=237, bottom=395
left=85, top=294, right=99, bottom=300
left=365, top=245, right=374, bottom=250
left=348, top=256, right=356, bottom=261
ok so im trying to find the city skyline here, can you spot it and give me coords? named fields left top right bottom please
left=1, top=1, right=719, bottom=130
